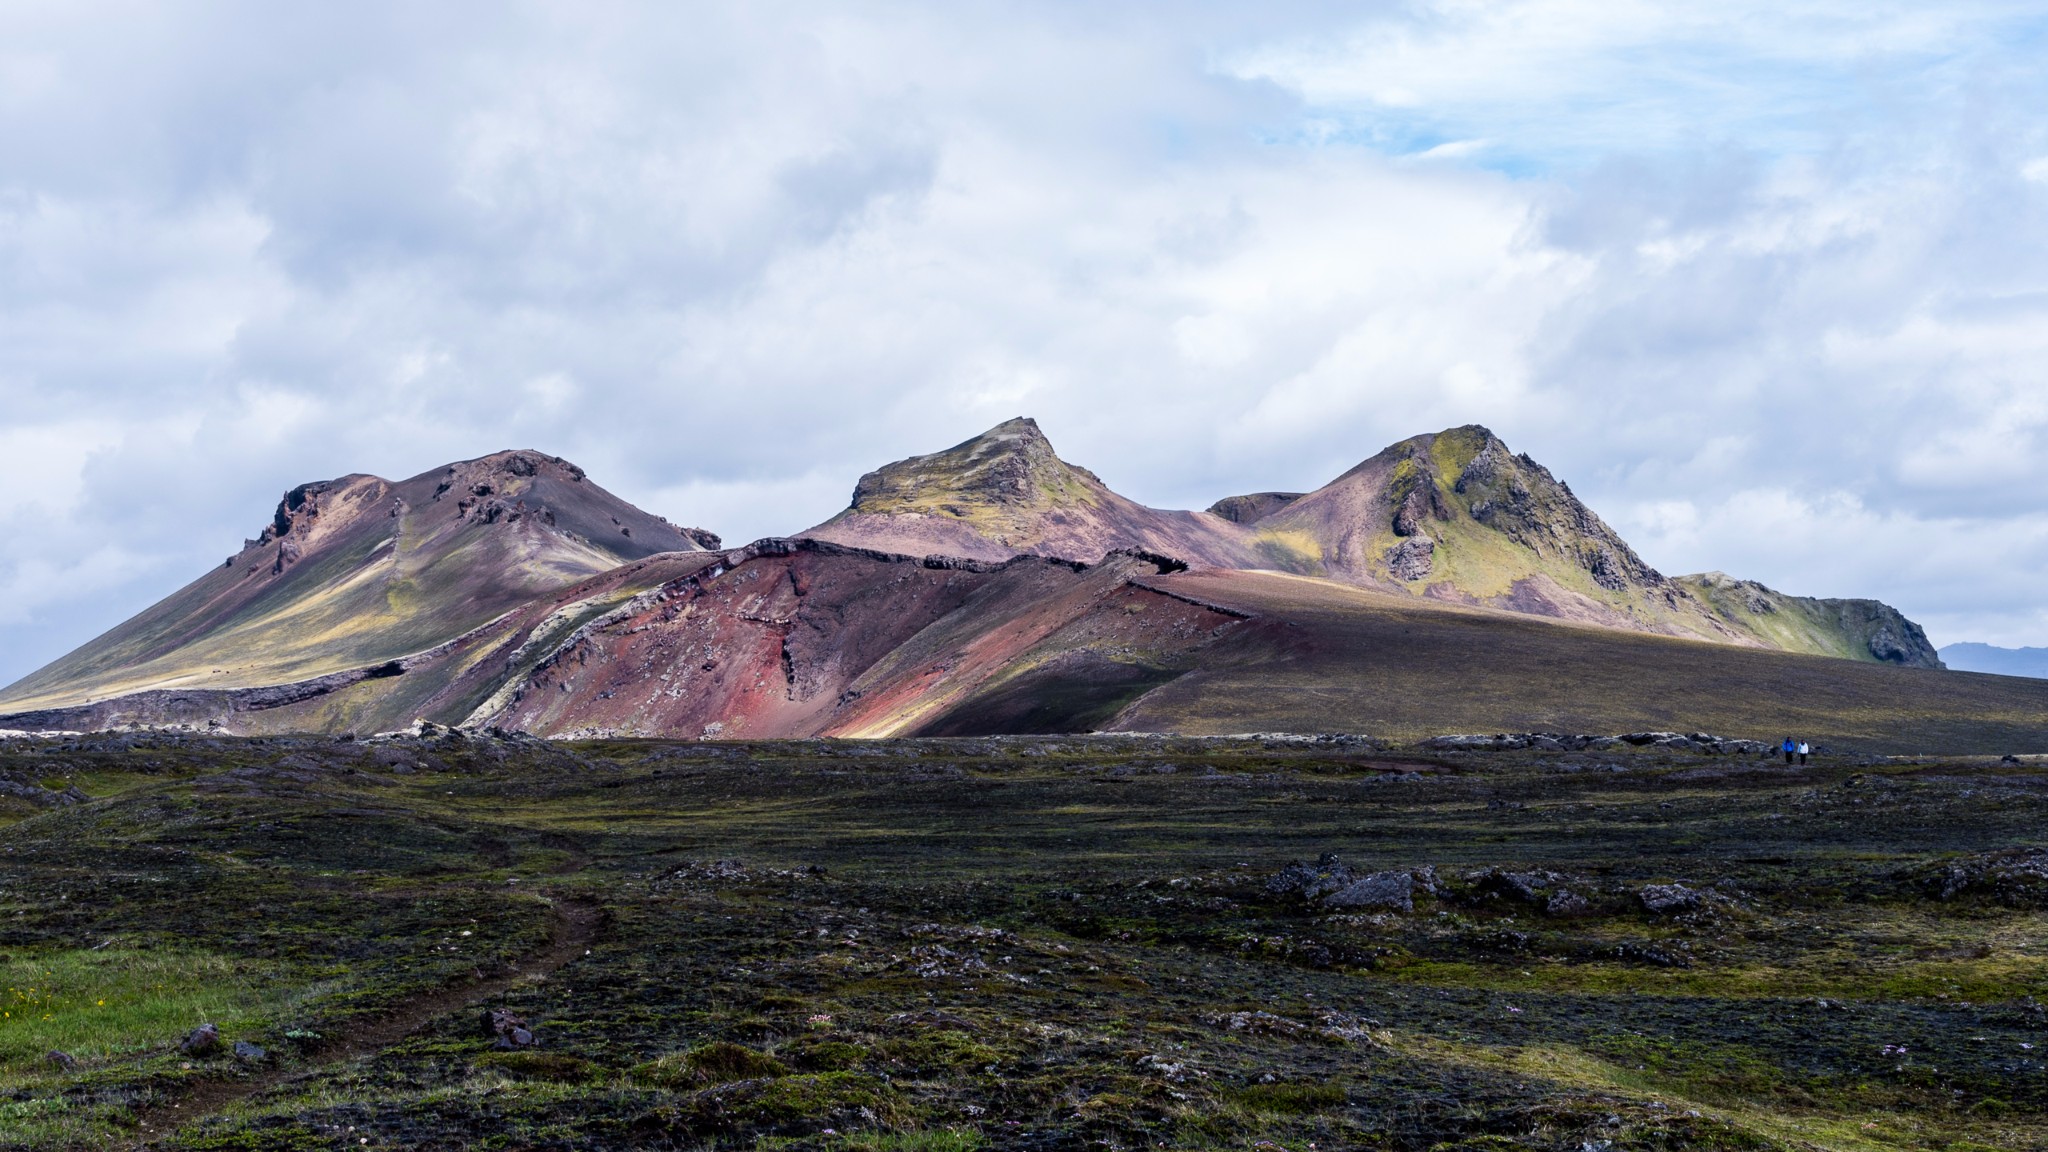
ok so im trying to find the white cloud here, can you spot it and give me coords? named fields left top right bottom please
left=0, top=422, right=120, bottom=517
left=4, top=1, right=2048, bottom=683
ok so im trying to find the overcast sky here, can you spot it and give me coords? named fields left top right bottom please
left=4, top=1, right=2048, bottom=684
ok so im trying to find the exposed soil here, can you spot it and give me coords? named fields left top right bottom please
left=130, top=898, right=601, bottom=1148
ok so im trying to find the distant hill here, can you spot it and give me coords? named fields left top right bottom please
left=1941, top=643, right=2048, bottom=679
left=803, top=419, right=1941, bottom=668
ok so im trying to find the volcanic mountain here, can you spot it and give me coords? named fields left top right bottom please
left=4, top=425, right=2022, bottom=751
left=0, top=450, right=716, bottom=716
left=804, top=419, right=1940, bottom=667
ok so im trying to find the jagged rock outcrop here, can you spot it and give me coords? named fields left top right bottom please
left=1207, top=492, right=1303, bottom=524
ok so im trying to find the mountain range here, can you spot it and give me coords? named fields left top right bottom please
left=805, top=419, right=1940, bottom=665
left=1940, top=643, right=2048, bottom=680
left=5, top=420, right=2043, bottom=752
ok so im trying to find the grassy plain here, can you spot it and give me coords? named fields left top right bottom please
left=1, top=731, right=2045, bottom=1150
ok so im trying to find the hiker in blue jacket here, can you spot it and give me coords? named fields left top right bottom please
left=1782, top=737, right=1796, bottom=765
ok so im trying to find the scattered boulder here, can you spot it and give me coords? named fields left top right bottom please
left=1324, top=870, right=1415, bottom=912
left=1464, top=867, right=1590, bottom=916
left=45, top=1050, right=77, bottom=1071
left=1615, top=940, right=1690, bottom=968
left=0, top=775, right=88, bottom=807
left=1545, top=890, right=1591, bottom=917
left=232, top=1040, right=268, bottom=1063
left=1921, top=848, right=2048, bottom=908
left=1473, top=868, right=1553, bottom=904
left=1421, top=733, right=1633, bottom=752
left=1267, top=854, right=1358, bottom=902
left=484, top=1007, right=537, bottom=1049
left=1638, top=884, right=1701, bottom=914
left=180, top=1023, right=222, bottom=1057
left=1269, top=855, right=1433, bottom=912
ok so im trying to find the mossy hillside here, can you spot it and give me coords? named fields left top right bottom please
left=5, top=732, right=2048, bottom=1150
left=1245, top=425, right=1933, bottom=669
left=1373, top=429, right=1710, bottom=632
left=841, top=417, right=1108, bottom=533
left=1684, top=574, right=1943, bottom=667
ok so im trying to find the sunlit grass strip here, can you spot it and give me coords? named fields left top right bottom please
left=1381, top=950, right=2048, bottom=1004
left=1377, top=1028, right=2040, bottom=1152
left=0, top=947, right=288, bottom=1070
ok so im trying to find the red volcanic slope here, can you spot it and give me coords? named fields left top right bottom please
left=479, top=544, right=1241, bottom=739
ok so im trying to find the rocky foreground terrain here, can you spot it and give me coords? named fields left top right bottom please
left=3, top=731, right=2046, bottom=1150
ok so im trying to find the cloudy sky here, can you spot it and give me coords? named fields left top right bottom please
left=4, top=1, right=2048, bottom=683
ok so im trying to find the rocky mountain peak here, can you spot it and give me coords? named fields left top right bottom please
left=1430, top=426, right=1663, bottom=592
left=847, top=417, right=1105, bottom=518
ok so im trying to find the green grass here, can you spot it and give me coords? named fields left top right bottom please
left=0, top=947, right=288, bottom=1071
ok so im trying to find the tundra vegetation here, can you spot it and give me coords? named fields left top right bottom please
left=1, top=731, right=2044, bottom=1151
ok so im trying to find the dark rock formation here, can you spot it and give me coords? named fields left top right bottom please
left=180, top=1023, right=222, bottom=1056
left=1207, top=492, right=1303, bottom=524
left=1386, top=536, right=1435, bottom=581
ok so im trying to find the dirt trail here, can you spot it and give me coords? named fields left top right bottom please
left=129, top=896, right=602, bottom=1148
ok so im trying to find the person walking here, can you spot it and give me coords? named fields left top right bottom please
left=1797, top=740, right=1810, bottom=766
left=1783, top=737, right=1796, bottom=765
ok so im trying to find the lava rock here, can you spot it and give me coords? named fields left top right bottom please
left=484, top=1007, right=538, bottom=1049
left=1386, top=536, right=1436, bottom=581
left=232, top=1040, right=268, bottom=1062
left=180, top=1023, right=222, bottom=1056
left=1266, top=853, right=1356, bottom=901
left=1638, top=883, right=1700, bottom=914
left=1324, top=870, right=1415, bottom=912
left=45, top=1050, right=77, bottom=1071
left=1545, top=890, right=1591, bottom=917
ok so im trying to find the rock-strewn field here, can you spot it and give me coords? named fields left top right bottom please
left=3, top=731, right=2046, bottom=1150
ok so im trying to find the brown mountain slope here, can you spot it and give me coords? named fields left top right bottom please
left=1106, top=569, right=2040, bottom=753
left=799, top=417, right=1263, bottom=569
left=0, top=450, right=715, bottom=714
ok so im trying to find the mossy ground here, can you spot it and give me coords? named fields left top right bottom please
left=1, top=731, right=2044, bottom=1150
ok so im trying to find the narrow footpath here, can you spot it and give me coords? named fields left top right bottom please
left=125, top=896, right=603, bottom=1149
